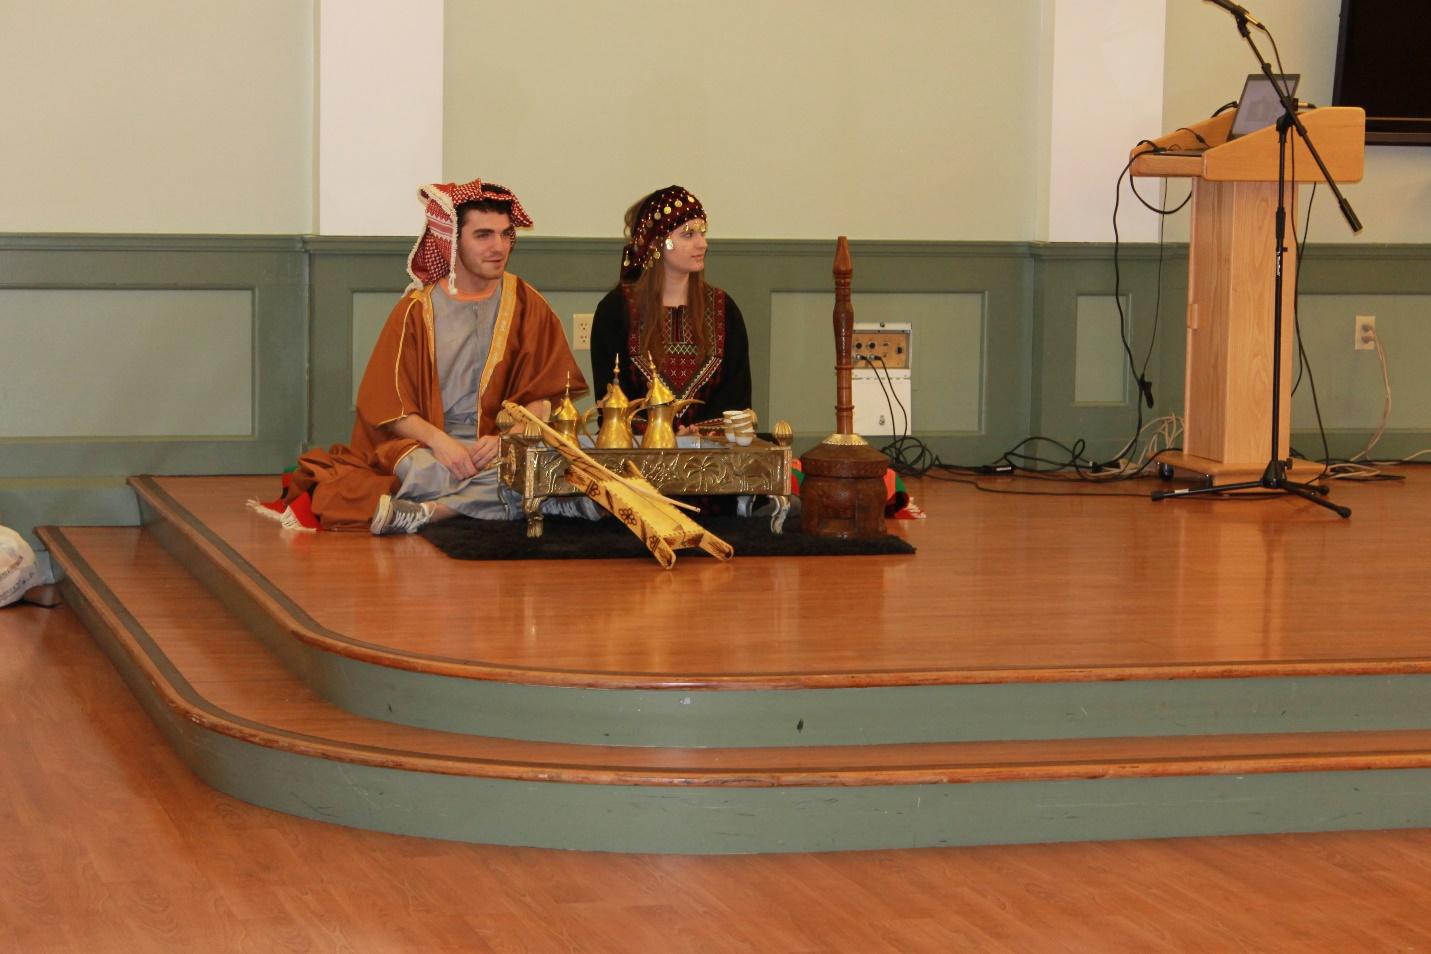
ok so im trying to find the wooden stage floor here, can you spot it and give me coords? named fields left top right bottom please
left=34, top=467, right=1431, bottom=855
left=153, top=468, right=1430, bottom=687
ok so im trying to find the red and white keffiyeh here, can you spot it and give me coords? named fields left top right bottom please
left=405, top=179, right=533, bottom=292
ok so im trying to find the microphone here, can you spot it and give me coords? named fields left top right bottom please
left=1203, top=0, right=1263, bottom=29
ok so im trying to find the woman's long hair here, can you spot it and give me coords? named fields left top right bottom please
left=623, top=196, right=708, bottom=369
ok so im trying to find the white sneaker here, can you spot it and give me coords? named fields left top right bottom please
left=370, top=495, right=434, bottom=535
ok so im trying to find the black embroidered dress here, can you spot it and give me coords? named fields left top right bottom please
left=590, top=284, right=752, bottom=426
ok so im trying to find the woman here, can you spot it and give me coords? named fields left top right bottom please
left=590, top=185, right=751, bottom=433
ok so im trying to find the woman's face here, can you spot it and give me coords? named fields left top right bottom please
left=661, top=218, right=708, bottom=276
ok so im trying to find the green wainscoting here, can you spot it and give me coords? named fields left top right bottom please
left=1291, top=293, right=1431, bottom=456
left=310, top=237, right=1039, bottom=462
left=0, top=235, right=308, bottom=568
left=305, top=236, right=409, bottom=446
left=771, top=290, right=987, bottom=437
left=4, top=233, right=1430, bottom=566
left=1029, top=243, right=1188, bottom=461
left=1074, top=295, right=1131, bottom=406
left=0, top=235, right=306, bottom=475
left=0, top=287, right=255, bottom=438
left=1287, top=245, right=1431, bottom=459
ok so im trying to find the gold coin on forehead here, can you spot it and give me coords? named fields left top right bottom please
left=663, top=205, right=672, bottom=214
left=654, top=211, right=662, bottom=219
left=674, top=199, right=683, bottom=208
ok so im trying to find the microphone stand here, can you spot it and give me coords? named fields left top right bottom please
left=1153, top=12, right=1362, bottom=518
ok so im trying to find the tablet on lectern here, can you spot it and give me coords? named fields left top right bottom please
left=1229, top=73, right=1301, bottom=139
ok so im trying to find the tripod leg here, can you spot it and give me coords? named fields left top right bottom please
left=1266, top=460, right=1350, bottom=515
left=1152, top=479, right=1263, bottom=501
left=1278, top=480, right=1351, bottom=517
left=1280, top=474, right=1332, bottom=496
left=1152, top=475, right=1350, bottom=517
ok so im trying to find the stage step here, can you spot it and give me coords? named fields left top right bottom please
left=128, top=475, right=1431, bottom=749
left=40, top=524, right=1431, bottom=854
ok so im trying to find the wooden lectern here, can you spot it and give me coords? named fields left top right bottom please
left=1131, top=107, right=1365, bottom=479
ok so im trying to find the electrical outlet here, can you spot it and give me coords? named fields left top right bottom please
left=1355, top=314, right=1375, bottom=351
left=573, top=313, right=594, bottom=350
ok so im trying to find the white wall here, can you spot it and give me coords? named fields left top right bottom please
left=1163, top=0, right=1431, bottom=244
left=316, top=0, right=444, bottom=235
left=1043, top=0, right=1167, bottom=243
left=2, top=1, right=1428, bottom=243
left=444, top=0, right=1045, bottom=241
left=0, top=0, right=313, bottom=234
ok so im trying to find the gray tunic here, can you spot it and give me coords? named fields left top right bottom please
left=431, top=281, right=499, bottom=440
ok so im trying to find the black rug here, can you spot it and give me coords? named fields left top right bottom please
left=421, top=514, right=916, bottom=561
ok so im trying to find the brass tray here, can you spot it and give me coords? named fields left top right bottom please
left=499, top=435, right=793, bottom=537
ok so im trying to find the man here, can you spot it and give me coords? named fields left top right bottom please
left=263, top=179, right=588, bottom=533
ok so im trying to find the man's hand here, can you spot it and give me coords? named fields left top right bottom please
left=387, top=413, right=505, bottom=481
left=430, top=432, right=478, bottom=480
left=468, top=434, right=502, bottom=471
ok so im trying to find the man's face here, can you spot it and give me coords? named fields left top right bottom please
left=454, top=208, right=515, bottom=289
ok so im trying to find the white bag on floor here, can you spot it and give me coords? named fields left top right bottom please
left=1, top=526, right=42, bottom=607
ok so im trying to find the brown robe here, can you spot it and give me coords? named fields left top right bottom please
left=286, top=274, right=586, bottom=530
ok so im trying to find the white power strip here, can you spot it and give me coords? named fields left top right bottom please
left=853, top=369, right=911, bottom=436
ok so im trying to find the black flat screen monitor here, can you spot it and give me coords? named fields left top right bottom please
left=1334, top=0, right=1431, bottom=145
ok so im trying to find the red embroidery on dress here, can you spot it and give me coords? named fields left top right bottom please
left=624, top=286, right=726, bottom=408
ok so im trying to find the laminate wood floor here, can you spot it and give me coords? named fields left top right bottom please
left=7, top=598, right=1431, bottom=952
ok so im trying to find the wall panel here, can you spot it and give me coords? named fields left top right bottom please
left=772, top=292, right=985, bottom=436
left=0, top=289, right=254, bottom=438
left=0, top=235, right=306, bottom=479
left=1292, top=294, right=1431, bottom=435
left=1074, top=295, right=1131, bottom=406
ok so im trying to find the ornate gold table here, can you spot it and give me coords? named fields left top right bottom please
left=499, top=435, right=793, bottom=538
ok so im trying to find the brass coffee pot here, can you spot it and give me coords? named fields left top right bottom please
left=581, top=357, right=647, bottom=449
left=548, top=375, right=582, bottom=444
left=634, top=361, right=701, bottom=449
